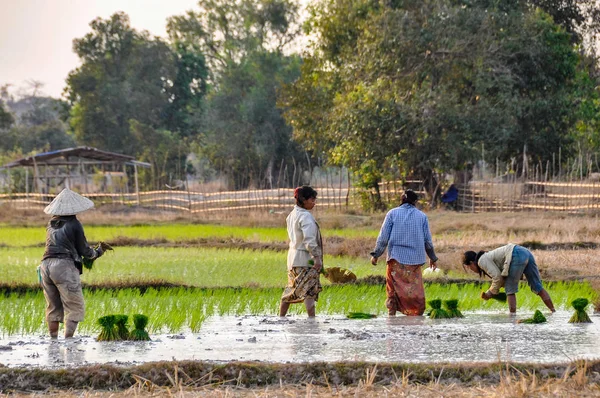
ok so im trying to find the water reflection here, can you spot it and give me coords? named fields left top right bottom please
left=46, top=339, right=86, bottom=366
left=2, top=312, right=600, bottom=367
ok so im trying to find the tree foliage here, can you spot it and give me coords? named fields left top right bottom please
left=66, top=12, right=208, bottom=156
left=168, top=0, right=306, bottom=189
left=0, top=101, right=13, bottom=131
left=282, top=0, right=593, bottom=207
left=0, top=96, right=74, bottom=153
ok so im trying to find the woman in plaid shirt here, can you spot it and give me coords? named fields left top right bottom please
left=370, top=189, right=438, bottom=316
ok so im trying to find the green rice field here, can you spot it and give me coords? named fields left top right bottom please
left=0, top=224, right=380, bottom=247
left=0, top=246, right=384, bottom=287
left=0, top=282, right=595, bottom=335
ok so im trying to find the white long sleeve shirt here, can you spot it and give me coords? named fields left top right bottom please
left=478, top=244, right=516, bottom=294
left=286, top=206, right=322, bottom=270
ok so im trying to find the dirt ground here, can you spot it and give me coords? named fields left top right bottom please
left=2, top=360, right=600, bottom=397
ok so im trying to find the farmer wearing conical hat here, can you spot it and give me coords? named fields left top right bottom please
left=39, top=188, right=105, bottom=338
left=370, top=189, right=438, bottom=316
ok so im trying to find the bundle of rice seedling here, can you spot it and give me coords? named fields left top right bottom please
left=428, top=299, right=450, bottom=319
left=130, top=314, right=151, bottom=341
left=347, top=312, right=377, bottom=319
left=518, top=310, right=547, bottom=324
left=481, top=291, right=507, bottom=302
left=97, top=315, right=119, bottom=341
left=325, top=267, right=357, bottom=284
left=569, top=298, right=592, bottom=323
left=82, top=242, right=114, bottom=270
left=444, top=299, right=464, bottom=318
left=114, top=315, right=130, bottom=340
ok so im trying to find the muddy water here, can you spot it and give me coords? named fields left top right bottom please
left=1, top=311, right=599, bottom=368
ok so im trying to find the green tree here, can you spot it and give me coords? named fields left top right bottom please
left=0, top=96, right=75, bottom=153
left=0, top=101, right=14, bottom=131
left=168, top=0, right=305, bottom=189
left=283, top=0, right=587, bottom=207
left=66, top=12, right=208, bottom=155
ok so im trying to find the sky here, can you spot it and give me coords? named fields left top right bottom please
left=0, top=0, right=200, bottom=99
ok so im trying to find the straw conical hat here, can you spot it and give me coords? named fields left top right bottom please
left=43, top=188, right=94, bottom=215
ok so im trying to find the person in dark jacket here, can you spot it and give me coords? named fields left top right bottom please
left=39, top=188, right=104, bottom=338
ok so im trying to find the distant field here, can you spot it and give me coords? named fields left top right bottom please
left=0, top=224, right=380, bottom=247
left=0, top=246, right=386, bottom=287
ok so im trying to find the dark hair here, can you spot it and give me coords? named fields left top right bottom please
left=462, top=250, right=489, bottom=278
left=294, top=185, right=318, bottom=207
left=401, top=189, right=419, bottom=205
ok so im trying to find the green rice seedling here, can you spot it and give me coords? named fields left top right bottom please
left=428, top=299, right=450, bottom=319
left=82, top=242, right=114, bottom=270
left=569, top=298, right=592, bottom=323
left=0, top=224, right=380, bottom=248
left=481, top=291, right=507, bottom=302
left=2, top=281, right=599, bottom=335
left=131, top=314, right=151, bottom=340
left=443, top=299, right=464, bottom=318
left=114, top=315, right=130, bottom=340
left=347, top=312, right=377, bottom=319
left=518, top=310, right=547, bottom=324
left=0, top=246, right=383, bottom=288
left=97, top=315, right=119, bottom=341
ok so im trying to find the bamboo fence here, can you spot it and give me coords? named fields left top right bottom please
left=457, top=180, right=600, bottom=212
left=4, top=178, right=600, bottom=214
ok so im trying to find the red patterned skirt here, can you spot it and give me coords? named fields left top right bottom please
left=386, top=259, right=425, bottom=316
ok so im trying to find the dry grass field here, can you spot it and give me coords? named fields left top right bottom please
left=4, top=361, right=600, bottom=397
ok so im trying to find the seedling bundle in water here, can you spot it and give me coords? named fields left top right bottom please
left=481, top=291, right=507, bottom=302
left=428, top=299, right=450, bottom=319
left=347, top=312, right=377, bottom=319
left=569, top=298, right=592, bottom=323
left=115, top=315, right=130, bottom=340
left=131, top=314, right=151, bottom=341
left=97, top=314, right=148, bottom=341
left=444, top=299, right=464, bottom=318
left=97, top=315, right=119, bottom=341
left=518, top=310, right=547, bottom=324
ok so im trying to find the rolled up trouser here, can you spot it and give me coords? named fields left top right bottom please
left=40, top=258, right=85, bottom=323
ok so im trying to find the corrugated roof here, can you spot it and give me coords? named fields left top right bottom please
left=1, top=146, right=150, bottom=168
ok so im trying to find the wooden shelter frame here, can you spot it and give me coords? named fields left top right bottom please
left=0, top=147, right=151, bottom=204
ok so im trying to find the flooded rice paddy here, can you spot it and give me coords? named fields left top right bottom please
left=1, top=311, right=599, bottom=368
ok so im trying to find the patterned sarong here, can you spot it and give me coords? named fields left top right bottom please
left=386, top=259, right=425, bottom=316
left=281, top=267, right=322, bottom=304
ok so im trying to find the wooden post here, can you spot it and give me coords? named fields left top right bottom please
left=82, top=160, right=88, bottom=194
left=32, top=157, right=41, bottom=195
left=134, top=164, right=140, bottom=206
left=25, top=167, right=29, bottom=200
left=186, top=173, right=192, bottom=213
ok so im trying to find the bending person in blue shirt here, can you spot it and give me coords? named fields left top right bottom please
left=370, top=189, right=438, bottom=316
